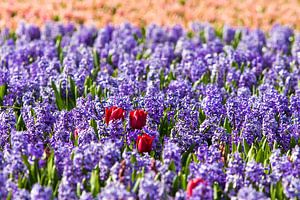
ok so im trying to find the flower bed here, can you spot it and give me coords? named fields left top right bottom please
left=0, top=22, right=299, bottom=199
left=0, top=0, right=300, bottom=30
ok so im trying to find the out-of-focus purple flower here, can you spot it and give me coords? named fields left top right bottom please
left=13, top=188, right=30, bottom=200
left=290, top=145, right=300, bottom=175
left=292, top=33, right=300, bottom=63
left=225, top=153, right=245, bottom=194
left=245, top=160, right=266, bottom=187
left=99, top=140, right=121, bottom=181
left=17, top=24, right=41, bottom=41
left=238, top=29, right=266, bottom=53
left=58, top=176, right=78, bottom=200
left=0, top=108, right=16, bottom=149
left=269, top=149, right=293, bottom=183
left=236, top=186, right=268, bottom=200
left=77, top=127, right=98, bottom=146
left=163, top=140, right=181, bottom=172
left=223, top=25, right=236, bottom=44
left=98, top=182, right=135, bottom=200
left=111, top=159, right=133, bottom=188
left=282, top=175, right=300, bottom=199
left=138, top=172, right=165, bottom=200
left=0, top=172, right=8, bottom=199
left=267, top=24, right=293, bottom=54
left=80, top=191, right=94, bottom=200
left=30, top=183, right=52, bottom=200
left=202, top=84, right=226, bottom=119
left=175, top=189, right=187, bottom=200
left=3, top=149, right=27, bottom=180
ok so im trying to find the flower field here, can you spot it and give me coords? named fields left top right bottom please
left=1, top=0, right=300, bottom=30
left=0, top=22, right=299, bottom=199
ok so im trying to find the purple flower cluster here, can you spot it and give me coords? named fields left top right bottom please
left=0, top=21, right=299, bottom=199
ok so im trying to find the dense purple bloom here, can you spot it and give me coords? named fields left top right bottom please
left=236, top=186, right=268, bottom=200
left=138, top=173, right=165, bottom=200
left=189, top=182, right=213, bottom=200
left=58, top=176, right=78, bottom=200
left=269, top=149, right=293, bottom=183
left=77, top=127, right=98, bottom=146
left=14, top=188, right=31, bottom=200
left=282, top=175, right=300, bottom=199
left=110, top=159, right=133, bottom=188
left=163, top=140, right=181, bottom=172
left=99, top=139, right=121, bottom=181
left=245, top=161, right=266, bottom=187
left=201, top=85, right=226, bottom=119
left=0, top=22, right=300, bottom=199
left=292, top=33, right=300, bottom=63
left=223, top=25, right=236, bottom=44
left=80, top=191, right=94, bottom=200
left=175, top=189, right=187, bottom=200
left=267, top=24, right=293, bottom=54
left=0, top=172, right=8, bottom=199
left=144, top=84, right=164, bottom=125
left=225, top=153, right=245, bottom=194
left=238, top=29, right=266, bottom=53
left=0, top=108, right=16, bottom=149
left=30, top=183, right=52, bottom=200
left=98, top=182, right=135, bottom=200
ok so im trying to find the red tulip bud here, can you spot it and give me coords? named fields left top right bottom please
left=74, top=128, right=79, bottom=140
left=186, top=178, right=206, bottom=197
left=130, top=109, right=147, bottom=129
left=136, top=133, right=154, bottom=153
left=105, top=106, right=125, bottom=125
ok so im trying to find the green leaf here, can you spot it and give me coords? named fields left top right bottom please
left=90, top=168, right=100, bottom=197
left=247, top=145, right=255, bottom=161
left=0, top=84, right=7, bottom=104
left=90, top=119, right=98, bottom=139
left=270, top=183, right=276, bottom=200
left=232, top=142, right=237, bottom=153
left=232, top=31, right=242, bottom=49
left=181, top=174, right=187, bottom=190
left=16, top=113, right=26, bottom=131
left=276, top=181, right=284, bottom=200
left=93, top=48, right=100, bottom=69
left=77, top=182, right=81, bottom=197
left=172, top=175, right=180, bottom=196
left=213, top=183, right=222, bottom=200
left=256, top=148, right=264, bottom=163
left=187, top=31, right=193, bottom=39
left=168, top=161, right=176, bottom=172
left=55, top=35, right=63, bottom=64
left=237, top=141, right=243, bottom=153
left=181, top=144, right=195, bottom=167
left=69, top=76, right=77, bottom=102
left=200, top=72, right=211, bottom=85
left=199, top=31, right=206, bottom=43
left=198, top=109, right=206, bottom=125
left=51, top=81, right=64, bottom=110
left=223, top=117, right=232, bottom=133
left=6, top=191, right=12, bottom=200
left=243, top=139, right=250, bottom=154
left=112, top=69, right=118, bottom=77
left=132, top=178, right=141, bottom=193
left=185, top=153, right=193, bottom=177
left=159, top=69, right=165, bottom=90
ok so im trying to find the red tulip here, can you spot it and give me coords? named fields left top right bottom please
left=130, top=109, right=147, bottom=129
left=186, top=178, right=206, bottom=197
left=136, top=133, right=154, bottom=153
left=105, top=106, right=125, bottom=125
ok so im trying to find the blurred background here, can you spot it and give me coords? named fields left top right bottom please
left=0, top=0, right=299, bottom=30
